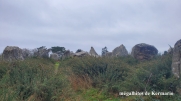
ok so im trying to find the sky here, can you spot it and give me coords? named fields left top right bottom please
left=0, top=0, right=181, bottom=55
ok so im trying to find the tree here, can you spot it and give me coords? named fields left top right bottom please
left=37, top=46, right=47, bottom=50
left=76, top=49, right=82, bottom=53
left=102, top=46, right=108, bottom=56
left=35, top=46, right=50, bottom=58
left=51, top=46, right=65, bottom=53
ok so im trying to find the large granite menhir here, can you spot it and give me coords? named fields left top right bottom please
left=34, top=48, right=50, bottom=58
left=172, top=39, right=181, bottom=78
left=112, top=44, right=128, bottom=57
left=2, top=46, right=24, bottom=61
left=131, top=43, right=158, bottom=60
left=89, top=47, right=99, bottom=57
left=50, top=53, right=59, bottom=60
left=74, top=51, right=89, bottom=57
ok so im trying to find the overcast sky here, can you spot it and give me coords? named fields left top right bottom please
left=0, top=0, right=181, bottom=54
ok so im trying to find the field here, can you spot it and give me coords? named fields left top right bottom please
left=0, top=54, right=181, bottom=101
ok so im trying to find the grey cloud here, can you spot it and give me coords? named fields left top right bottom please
left=0, top=0, right=181, bottom=54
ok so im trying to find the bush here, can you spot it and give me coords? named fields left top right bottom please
left=0, top=58, right=68, bottom=101
left=66, top=56, right=131, bottom=94
left=118, top=54, right=180, bottom=100
left=64, top=54, right=180, bottom=100
left=51, top=46, right=65, bottom=53
left=0, top=53, right=180, bottom=101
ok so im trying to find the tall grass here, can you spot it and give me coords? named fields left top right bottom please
left=0, top=58, right=71, bottom=101
left=0, top=54, right=180, bottom=101
left=63, top=54, right=180, bottom=100
left=64, top=57, right=130, bottom=92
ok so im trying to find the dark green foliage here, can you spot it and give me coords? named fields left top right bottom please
left=0, top=58, right=68, bottom=101
left=0, top=62, right=8, bottom=79
left=51, top=46, right=65, bottom=53
left=117, top=55, right=139, bottom=65
left=0, top=53, right=180, bottom=101
left=76, top=49, right=82, bottom=53
left=64, top=54, right=180, bottom=100
left=66, top=57, right=130, bottom=94
left=118, top=54, right=180, bottom=101
left=102, top=46, right=108, bottom=56
left=37, top=46, right=47, bottom=50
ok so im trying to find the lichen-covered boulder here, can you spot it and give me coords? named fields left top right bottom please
left=50, top=53, right=59, bottom=60
left=61, top=50, right=74, bottom=59
left=74, top=51, right=89, bottom=57
left=2, top=46, right=24, bottom=61
left=89, top=47, right=99, bottom=57
left=34, top=48, right=50, bottom=58
left=105, top=52, right=113, bottom=57
left=172, top=39, right=181, bottom=78
left=131, top=43, right=158, bottom=60
left=112, top=44, right=128, bottom=57
left=22, top=48, right=33, bottom=59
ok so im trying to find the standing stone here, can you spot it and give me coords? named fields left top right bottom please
left=105, top=52, right=113, bottom=57
left=57, top=51, right=64, bottom=56
left=172, top=39, right=181, bottom=78
left=74, top=51, right=89, bottom=57
left=62, top=50, right=72, bottom=59
left=34, top=48, right=50, bottom=58
left=0, top=54, right=2, bottom=61
left=89, top=47, right=98, bottom=57
left=131, top=43, right=158, bottom=60
left=50, top=53, right=59, bottom=60
left=168, top=47, right=173, bottom=54
left=22, top=48, right=33, bottom=59
left=2, top=46, right=24, bottom=61
left=112, top=44, right=128, bottom=57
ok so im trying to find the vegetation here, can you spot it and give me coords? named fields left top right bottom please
left=0, top=54, right=180, bottom=101
left=76, top=49, right=82, bottom=53
left=37, top=46, right=47, bottom=50
left=102, top=46, right=108, bottom=56
left=51, top=46, right=66, bottom=53
left=0, top=54, right=2, bottom=61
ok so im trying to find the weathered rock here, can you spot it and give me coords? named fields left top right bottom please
left=172, top=39, right=181, bottom=78
left=2, top=46, right=24, bottom=61
left=56, top=51, right=63, bottom=56
left=0, top=54, right=2, bottom=61
left=74, top=51, right=89, bottom=57
left=89, top=47, right=98, bottom=57
left=112, top=44, right=128, bottom=57
left=105, top=52, right=113, bottom=57
left=168, top=47, right=173, bottom=54
left=62, top=50, right=71, bottom=59
left=70, top=51, right=74, bottom=57
left=34, top=48, right=50, bottom=58
left=62, top=50, right=74, bottom=59
left=22, top=48, right=33, bottom=59
left=31, top=48, right=38, bottom=57
left=131, top=43, right=158, bottom=60
left=163, top=47, right=173, bottom=55
left=50, top=53, right=59, bottom=60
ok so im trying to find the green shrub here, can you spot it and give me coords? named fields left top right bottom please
left=65, top=54, right=180, bottom=100
left=118, top=54, right=180, bottom=100
left=66, top=56, right=131, bottom=94
left=0, top=53, right=180, bottom=101
left=0, top=58, right=68, bottom=101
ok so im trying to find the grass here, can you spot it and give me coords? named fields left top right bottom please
left=0, top=58, right=73, bottom=101
left=0, top=54, right=180, bottom=101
